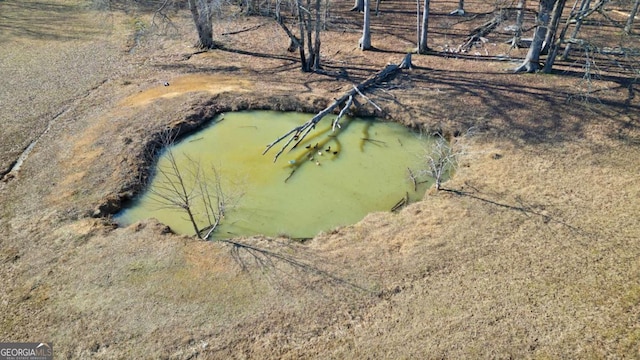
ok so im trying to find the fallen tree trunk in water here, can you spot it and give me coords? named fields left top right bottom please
left=263, top=54, right=413, bottom=162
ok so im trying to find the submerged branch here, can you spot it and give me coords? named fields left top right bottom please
left=391, top=192, right=409, bottom=212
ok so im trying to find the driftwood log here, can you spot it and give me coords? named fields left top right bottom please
left=263, top=54, right=412, bottom=162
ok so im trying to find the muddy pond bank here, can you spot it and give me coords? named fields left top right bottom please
left=94, top=86, right=455, bottom=223
left=116, top=110, right=436, bottom=239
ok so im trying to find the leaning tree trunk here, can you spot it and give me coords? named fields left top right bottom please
left=543, top=0, right=567, bottom=54
left=264, top=55, right=413, bottom=162
left=359, top=0, right=372, bottom=50
left=543, top=0, right=570, bottom=72
left=625, top=0, right=640, bottom=34
left=188, top=0, right=215, bottom=49
left=275, top=0, right=301, bottom=52
left=514, top=0, right=555, bottom=72
left=418, top=0, right=430, bottom=53
left=562, top=0, right=591, bottom=59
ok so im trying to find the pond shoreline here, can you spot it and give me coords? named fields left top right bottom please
left=116, top=110, right=435, bottom=239
left=94, top=90, right=454, bottom=220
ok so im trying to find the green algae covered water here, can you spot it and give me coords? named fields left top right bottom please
left=116, top=111, right=434, bottom=239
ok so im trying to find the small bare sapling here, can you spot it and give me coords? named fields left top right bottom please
left=413, top=131, right=469, bottom=191
left=148, top=132, right=241, bottom=240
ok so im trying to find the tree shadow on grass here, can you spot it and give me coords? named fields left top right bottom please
left=380, top=62, right=640, bottom=145
left=217, top=46, right=299, bottom=64
left=440, top=187, right=593, bottom=238
left=222, top=238, right=372, bottom=293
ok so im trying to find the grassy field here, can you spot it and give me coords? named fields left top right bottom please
left=1, top=0, right=639, bottom=358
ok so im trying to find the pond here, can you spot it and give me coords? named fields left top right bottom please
left=115, top=111, right=435, bottom=239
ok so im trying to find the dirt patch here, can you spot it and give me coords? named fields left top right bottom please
left=119, top=74, right=253, bottom=107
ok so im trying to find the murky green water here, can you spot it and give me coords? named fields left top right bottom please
left=116, top=111, right=434, bottom=239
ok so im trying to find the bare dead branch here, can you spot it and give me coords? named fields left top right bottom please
left=333, top=95, right=353, bottom=131
left=263, top=56, right=409, bottom=162
left=352, top=85, right=382, bottom=112
left=275, top=8, right=302, bottom=51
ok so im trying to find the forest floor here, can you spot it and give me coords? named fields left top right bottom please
left=1, top=0, right=640, bottom=358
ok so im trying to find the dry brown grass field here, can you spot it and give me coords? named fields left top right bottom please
left=1, top=0, right=640, bottom=358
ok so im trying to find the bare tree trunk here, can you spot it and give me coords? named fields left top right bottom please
left=544, top=0, right=571, bottom=72
left=375, top=0, right=381, bottom=15
left=324, top=0, right=331, bottom=28
left=562, top=0, right=591, bottom=59
left=240, top=0, right=255, bottom=15
left=351, top=0, right=364, bottom=12
left=511, top=0, right=526, bottom=48
left=275, top=0, right=301, bottom=52
left=416, top=0, right=420, bottom=48
left=543, top=0, right=567, bottom=53
left=450, top=0, right=465, bottom=15
left=296, top=0, right=309, bottom=71
left=304, top=0, right=314, bottom=70
left=359, top=0, right=372, bottom=50
left=514, top=0, right=555, bottom=72
left=418, top=0, right=430, bottom=53
left=188, top=0, right=216, bottom=49
left=282, top=0, right=323, bottom=72
left=625, top=0, right=640, bottom=34
left=313, top=0, right=322, bottom=69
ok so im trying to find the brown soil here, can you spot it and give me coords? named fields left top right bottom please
left=1, top=0, right=640, bottom=358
